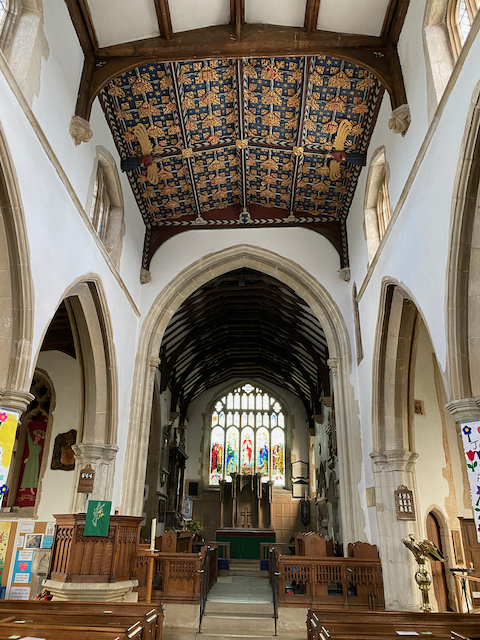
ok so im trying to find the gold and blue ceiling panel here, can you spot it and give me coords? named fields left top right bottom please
left=100, top=54, right=383, bottom=227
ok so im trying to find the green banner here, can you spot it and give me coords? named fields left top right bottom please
left=84, top=500, right=111, bottom=537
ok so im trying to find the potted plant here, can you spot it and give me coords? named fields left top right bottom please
left=186, top=519, right=204, bottom=541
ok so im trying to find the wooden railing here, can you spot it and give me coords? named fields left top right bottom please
left=276, top=553, right=385, bottom=610
left=48, top=514, right=142, bottom=584
left=135, top=545, right=218, bottom=603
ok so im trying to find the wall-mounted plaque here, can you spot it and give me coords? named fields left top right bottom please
left=395, top=485, right=415, bottom=520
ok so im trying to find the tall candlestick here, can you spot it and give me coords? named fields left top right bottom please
left=150, top=518, right=156, bottom=552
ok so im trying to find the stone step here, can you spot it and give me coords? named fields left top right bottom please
left=201, top=614, right=274, bottom=634
left=204, top=601, right=273, bottom=616
left=197, top=634, right=304, bottom=640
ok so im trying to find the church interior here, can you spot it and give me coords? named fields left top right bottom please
left=0, top=0, right=480, bottom=637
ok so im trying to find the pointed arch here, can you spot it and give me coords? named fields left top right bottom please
left=0, top=121, right=34, bottom=410
left=446, top=81, right=480, bottom=402
left=121, top=245, right=366, bottom=545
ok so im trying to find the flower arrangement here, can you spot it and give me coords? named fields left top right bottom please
left=185, top=519, right=203, bottom=535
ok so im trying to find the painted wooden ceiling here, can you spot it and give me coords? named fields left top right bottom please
left=100, top=54, right=383, bottom=268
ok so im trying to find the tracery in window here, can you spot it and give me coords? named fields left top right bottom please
left=376, top=175, right=392, bottom=239
left=0, top=0, right=8, bottom=33
left=209, top=384, right=285, bottom=486
left=447, top=0, right=479, bottom=58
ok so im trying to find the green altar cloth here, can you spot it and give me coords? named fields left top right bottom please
left=216, top=529, right=276, bottom=559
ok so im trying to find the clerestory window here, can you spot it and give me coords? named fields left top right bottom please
left=448, top=0, right=479, bottom=58
left=90, top=165, right=111, bottom=241
left=0, top=0, right=8, bottom=33
left=209, top=383, right=285, bottom=487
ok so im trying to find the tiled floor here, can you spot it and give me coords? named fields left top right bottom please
left=207, top=575, right=273, bottom=603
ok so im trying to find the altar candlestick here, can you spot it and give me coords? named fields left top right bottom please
left=150, top=518, right=156, bottom=551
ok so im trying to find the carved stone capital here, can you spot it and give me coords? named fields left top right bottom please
left=140, top=268, right=151, bottom=284
left=73, top=442, right=118, bottom=464
left=339, top=267, right=351, bottom=282
left=327, top=357, right=340, bottom=374
left=371, top=448, right=418, bottom=473
left=148, top=357, right=161, bottom=373
left=388, top=104, right=411, bottom=137
left=69, top=115, right=93, bottom=146
left=445, top=397, right=480, bottom=423
left=0, top=389, right=35, bottom=413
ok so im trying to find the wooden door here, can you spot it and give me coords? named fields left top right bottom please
left=426, top=512, right=450, bottom=611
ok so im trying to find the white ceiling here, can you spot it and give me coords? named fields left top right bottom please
left=89, top=0, right=390, bottom=48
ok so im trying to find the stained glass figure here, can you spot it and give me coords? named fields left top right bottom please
left=226, top=427, right=239, bottom=477
left=272, top=427, right=285, bottom=486
left=256, top=427, right=269, bottom=476
left=210, top=426, right=224, bottom=484
left=241, top=427, right=254, bottom=474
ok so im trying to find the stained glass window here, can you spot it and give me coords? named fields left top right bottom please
left=210, top=426, right=224, bottom=485
left=225, top=426, right=239, bottom=479
left=209, top=384, right=285, bottom=486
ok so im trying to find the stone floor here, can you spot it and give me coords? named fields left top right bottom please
left=207, top=574, right=272, bottom=604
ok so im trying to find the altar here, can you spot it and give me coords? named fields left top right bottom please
left=216, top=528, right=276, bottom=559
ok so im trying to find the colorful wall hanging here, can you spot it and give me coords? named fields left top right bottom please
left=459, top=419, right=480, bottom=542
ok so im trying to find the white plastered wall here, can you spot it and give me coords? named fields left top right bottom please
left=35, top=351, right=79, bottom=521
left=346, top=0, right=480, bottom=543
left=0, top=0, right=147, bottom=511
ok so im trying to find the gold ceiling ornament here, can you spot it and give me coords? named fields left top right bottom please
left=182, top=148, right=193, bottom=158
left=133, top=123, right=159, bottom=185
left=329, top=119, right=352, bottom=181
left=236, top=139, right=249, bottom=150
left=293, top=147, right=304, bottom=156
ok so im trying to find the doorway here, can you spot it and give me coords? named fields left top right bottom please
left=426, top=512, right=451, bottom=611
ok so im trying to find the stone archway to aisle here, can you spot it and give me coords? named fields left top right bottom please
left=121, top=244, right=366, bottom=546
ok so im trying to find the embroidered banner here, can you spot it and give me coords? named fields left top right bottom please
left=84, top=500, right=112, bottom=537
left=459, top=419, right=480, bottom=542
left=0, top=408, right=20, bottom=507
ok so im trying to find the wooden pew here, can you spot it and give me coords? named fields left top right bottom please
left=0, top=621, right=140, bottom=640
left=0, top=601, right=162, bottom=640
left=307, top=610, right=480, bottom=640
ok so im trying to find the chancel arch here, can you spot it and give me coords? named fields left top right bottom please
left=122, top=244, right=365, bottom=546
left=372, top=279, right=472, bottom=611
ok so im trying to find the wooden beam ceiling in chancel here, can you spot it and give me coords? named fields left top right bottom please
left=159, top=269, right=329, bottom=423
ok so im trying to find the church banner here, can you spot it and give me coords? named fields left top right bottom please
left=0, top=408, right=20, bottom=506
left=84, top=500, right=112, bottom=537
left=459, top=419, right=480, bottom=542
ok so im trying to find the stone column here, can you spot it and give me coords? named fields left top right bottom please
left=371, top=449, right=421, bottom=611
left=71, top=442, right=119, bottom=512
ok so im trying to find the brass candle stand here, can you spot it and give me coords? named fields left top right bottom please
left=402, top=534, right=445, bottom=613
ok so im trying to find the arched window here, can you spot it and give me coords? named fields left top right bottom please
left=448, top=0, right=479, bottom=57
left=0, top=0, right=8, bottom=34
left=88, top=148, right=125, bottom=269
left=364, top=148, right=392, bottom=263
left=90, top=165, right=111, bottom=240
left=209, top=383, right=285, bottom=487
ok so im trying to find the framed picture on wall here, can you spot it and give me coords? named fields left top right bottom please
left=158, top=498, right=166, bottom=524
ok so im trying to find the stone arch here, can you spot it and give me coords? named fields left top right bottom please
left=446, top=81, right=480, bottom=405
left=32, top=275, right=119, bottom=504
left=0, top=121, right=34, bottom=413
left=121, top=245, right=365, bottom=544
left=364, top=146, right=391, bottom=264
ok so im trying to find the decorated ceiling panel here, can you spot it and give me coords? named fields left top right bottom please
left=100, top=54, right=383, bottom=268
